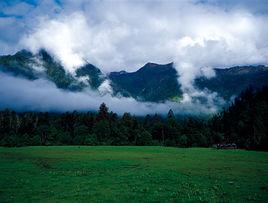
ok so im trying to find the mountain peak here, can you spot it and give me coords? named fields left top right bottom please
left=137, top=62, right=174, bottom=74
left=142, top=62, right=173, bottom=68
left=109, top=62, right=181, bottom=102
left=14, top=49, right=33, bottom=58
left=143, top=62, right=159, bottom=67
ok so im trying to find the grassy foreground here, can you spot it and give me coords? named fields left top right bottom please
left=0, top=146, right=267, bottom=202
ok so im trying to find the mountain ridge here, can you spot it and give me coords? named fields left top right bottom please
left=0, top=49, right=268, bottom=102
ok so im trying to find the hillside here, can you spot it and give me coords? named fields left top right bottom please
left=0, top=49, right=104, bottom=91
left=109, top=63, right=182, bottom=102
left=1, top=50, right=268, bottom=102
left=195, top=65, right=268, bottom=99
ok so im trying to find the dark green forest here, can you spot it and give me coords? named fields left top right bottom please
left=0, top=86, right=267, bottom=150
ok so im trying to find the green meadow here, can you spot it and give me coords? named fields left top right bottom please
left=0, top=146, right=267, bottom=202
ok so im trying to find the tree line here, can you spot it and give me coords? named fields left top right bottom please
left=0, top=86, right=267, bottom=150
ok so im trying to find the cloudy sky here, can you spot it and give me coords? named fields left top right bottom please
left=0, top=0, right=268, bottom=114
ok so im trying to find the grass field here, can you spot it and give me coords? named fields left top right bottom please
left=0, top=146, right=267, bottom=202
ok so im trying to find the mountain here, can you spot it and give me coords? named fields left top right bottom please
left=75, top=63, right=105, bottom=89
left=109, top=64, right=268, bottom=102
left=109, top=63, right=182, bottom=102
left=1, top=49, right=268, bottom=102
left=195, top=65, right=268, bottom=99
left=0, top=50, right=38, bottom=80
left=0, top=49, right=105, bottom=91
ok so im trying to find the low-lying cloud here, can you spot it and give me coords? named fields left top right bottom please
left=0, top=73, right=221, bottom=115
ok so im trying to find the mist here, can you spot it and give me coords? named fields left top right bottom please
left=0, top=73, right=222, bottom=115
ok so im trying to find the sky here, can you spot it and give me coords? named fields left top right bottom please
left=0, top=0, right=268, bottom=114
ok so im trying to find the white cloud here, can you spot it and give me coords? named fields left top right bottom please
left=1, top=0, right=268, bottom=113
left=0, top=73, right=219, bottom=115
left=98, top=80, right=113, bottom=95
left=21, top=1, right=268, bottom=74
left=22, top=13, right=88, bottom=74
